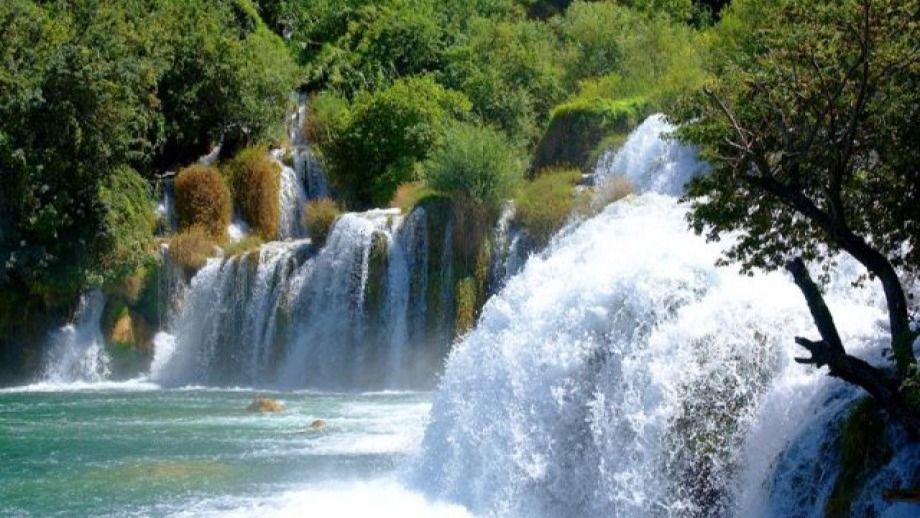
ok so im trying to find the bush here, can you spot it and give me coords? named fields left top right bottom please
left=223, top=147, right=281, bottom=240
left=96, top=166, right=157, bottom=286
left=319, top=76, right=471, bottom=208
left=166, top=225, right=218, bottom=273
left=174, top=164, right=232, bottom=239
left=514, top=168, right=582, bottom=248
left=302, top=198, right=342, bottom=247
left=424, top=122, right=523, bottom=212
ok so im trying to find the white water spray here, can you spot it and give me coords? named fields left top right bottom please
left=41, top=290, right=111, bottom=383
left=410, top=116, right=917, bottom=517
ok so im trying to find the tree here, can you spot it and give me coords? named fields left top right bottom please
left=318, top=76, right=471, bottom=208
left=675, top=0, right=920, bottom=435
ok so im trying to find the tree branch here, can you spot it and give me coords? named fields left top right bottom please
left=786, top=256, right=920, bottom=439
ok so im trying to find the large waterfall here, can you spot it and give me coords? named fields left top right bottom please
left=409, top=116, right=920, bottom=517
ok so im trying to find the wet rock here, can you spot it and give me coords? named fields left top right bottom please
left=245, top=397, right=283, bottom=413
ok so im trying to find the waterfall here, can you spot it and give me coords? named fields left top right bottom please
left=41, top=290, right=110, bottom=383
left=151, top=206, right=458, bottom=390
left=290, top=93, right=330, bottom=201
left=409, top=116, right=918, bottom=517
left=274, top=152, right=309, bottom=240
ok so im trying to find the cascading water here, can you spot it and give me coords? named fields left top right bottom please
left=290, top=93, right=330, bottom=201
left=152, top=207, right=458, bottom=390
left=409, top=116, right=919, bottom=517
left=40, top=290, right=110, bottom=383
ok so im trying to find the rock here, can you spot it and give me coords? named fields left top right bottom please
left=309, top=419, right=327, bottom=431
left=245, top=397, right=283, bottom=413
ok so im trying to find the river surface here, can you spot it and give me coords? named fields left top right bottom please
left=0, top=385, right=468, bottom=517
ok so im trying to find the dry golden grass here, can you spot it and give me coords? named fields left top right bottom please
left=302, top=198, right=342, bottom=247
left=224, top=148, right=281, bottom=240
left=166, top=225, right=218, bottom=271
left=174, top=164, right=231, bottom=239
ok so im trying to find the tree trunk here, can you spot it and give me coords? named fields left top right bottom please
left=786, top=257, right=920, bottom=439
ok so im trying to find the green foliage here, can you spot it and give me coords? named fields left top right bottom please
left=223, top=148, right=281, bottom=240
left=676, top=0, right=920, bottom=276
left=444, top=17, right=565, bottom=144
left=302, top=199, right=342, bottom=247
left=0, top=0, right=298, bottom=328
left=95, top=167, right=157, bottom=287
left=514, top=168, right=581, bottom=247
left=153, top=0, right=300, bottom=165
left=535, top=96, right=648, bottom=170
left=389, top=182, right=443, bottom=213
left=557, top=1, right=705, bottom=102
left=424, top=122, right=523, bottom=211
left=319, top=76, right=471, bottom=207
left=174, top=165, right=232, bottom=239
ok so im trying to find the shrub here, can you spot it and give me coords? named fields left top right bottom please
left=514, top=168, right=582, bottom=248
left=174, top=164, right=232, bottom=239
left=223, top=147, right=281, bottom=240
left=425, top=122, right=523, bottom=212
left=96, top=166, right=157, bottom=286
left=302, top=198, right=342, bottom=247
left=319, top=76, right=471, bottom=208
left=166, top=225, right=218, bottom=273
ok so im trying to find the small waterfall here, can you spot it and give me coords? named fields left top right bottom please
left=41, top=290, right=110, bottom=383
left=594, top=114, right=707, bottom=197
left=273, top=151, right=309, bottom=239
left=409, top=115, right=916, bottom=517
left=155, top=177, right=177, bottom=235
left=487, top=202, right=531, bottom=296
left=290, top=94, right=330, bottom=201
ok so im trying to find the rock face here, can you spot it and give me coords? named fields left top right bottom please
left=245, top=397, right=283, bottom=413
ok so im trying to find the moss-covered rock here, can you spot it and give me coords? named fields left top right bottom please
left=533, top=96, right=648, bottom=173
left=364, top=231, right=389, bottom=319
left=825, top=397, right=892, bottom=517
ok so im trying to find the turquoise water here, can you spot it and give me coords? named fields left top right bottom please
left=0, top=385, right=461, bottom=517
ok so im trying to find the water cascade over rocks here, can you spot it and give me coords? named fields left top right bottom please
left=40, top=290, right=111, bottom=383
left=152, top=207, right=463, bottom=390
left=409, top=116, right=919, bottom=517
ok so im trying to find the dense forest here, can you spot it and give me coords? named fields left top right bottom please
left=3, top=0, right=920, bottom=448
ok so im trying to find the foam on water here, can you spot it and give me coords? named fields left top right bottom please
left=171, top=479, right=475, bottom=518
left=409, top=115, right=914, bottom=517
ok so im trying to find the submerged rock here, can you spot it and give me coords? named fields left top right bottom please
left=309, top=419, right=327, bottom=431
left=245, top=397, right=283, bottom=413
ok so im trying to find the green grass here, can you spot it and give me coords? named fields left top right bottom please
left=514, top=168, right=582, bottom=248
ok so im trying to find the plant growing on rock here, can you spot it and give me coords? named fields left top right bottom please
left=223, top=147, right=281, bottom=240
left=302, top=198, right=342, bottom=247
left=173, top=164, right=232, bottom=239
